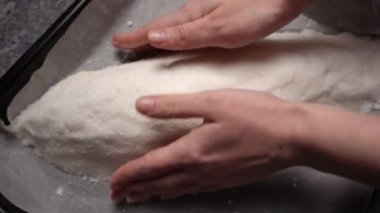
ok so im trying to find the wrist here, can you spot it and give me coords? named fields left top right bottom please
left=288, top=102, right=380, bottom=185
left=288, top=102, right=363, bottom=168
left=271, top=101, right=315, bottom=167
left=287, top=102, right=326, bottom=166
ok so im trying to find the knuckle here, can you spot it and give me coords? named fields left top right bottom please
left=203, top=93, right=221, bottom=106
left=138, top=155, right=154, bottom=175
left=175, top=138, right=202, bottom=167
left=171, top=26, right=189, bottom=48
left=182, top=136, right=208, bottom=166
left=209, top=18, right=226, bottom=35
left=158, top=98, right=178, bottom=118
left=181, top=1, right=204, bottom=21
left=208, top=19, right=242, bottom=48
left=202, top=92, right=232, bottom=109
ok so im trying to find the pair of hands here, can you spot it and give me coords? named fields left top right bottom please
left=110, top=0, right=312, bottom=202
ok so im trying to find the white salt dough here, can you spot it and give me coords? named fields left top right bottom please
left=9, top=31, right=380, bottom=178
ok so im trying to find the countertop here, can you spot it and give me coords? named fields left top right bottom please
left=0, top=0, right=75, bottom=77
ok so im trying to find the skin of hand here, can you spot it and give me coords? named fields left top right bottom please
left=113, top=0, right=311, bottom=51
left=109, top=89, right=380, bottom=203
left=110, top=89, right=302, bottom=202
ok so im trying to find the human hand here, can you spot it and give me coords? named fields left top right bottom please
left=113, top=0, right=311, bottom=51
left=110, top=89, right=306, bottom=202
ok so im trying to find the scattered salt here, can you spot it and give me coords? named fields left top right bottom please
left=89, top=177, right=99, bottom=183
left=127, top=20, right=133, bottom=28
left=292, top=182, right=298, bottom=189
left=56, top=187, right=64, bottom=196
left=361, top=102, right=373, bottom=113
left=292, top=178, right=298, bottom=189
left=374, top=102, right=380, bottom=110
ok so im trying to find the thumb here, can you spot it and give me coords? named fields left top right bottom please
left=147, top=19, right=213, bottom=50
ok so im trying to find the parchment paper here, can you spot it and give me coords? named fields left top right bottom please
left=0, top=1, right=374, bottom=212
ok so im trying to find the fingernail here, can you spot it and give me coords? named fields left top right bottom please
left=136, top=97, right=155, bottom=113
left=148, top=30, right=166, bottom=43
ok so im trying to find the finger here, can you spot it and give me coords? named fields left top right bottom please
left=147, top=18, right=215, bottom=50
left=160, top=184, right=199, bottom=200
left=126, top=44, right=165, bottom=62
left=120, top=44, right=154, bottom=62
left=110, top=147, right=182, bottom=196
left=110, top=125, right=215, bottom=201
left=110, top=134, right=198, bottom=199
left=113, top=6, right=199, bottom=49
left=123, top=172, right=195, bottom=203
left=128, top=183, right=198, bottom=203
left=136, top=92, right=220, bottom=119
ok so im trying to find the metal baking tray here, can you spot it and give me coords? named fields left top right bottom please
left=0, top=0, right=375, bottom=212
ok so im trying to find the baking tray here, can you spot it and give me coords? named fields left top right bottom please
left=0, top=0, right=375, bottom=212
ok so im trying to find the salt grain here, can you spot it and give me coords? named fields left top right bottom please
left=127, top=20, right=133, bottom=28
left=56, top=187, right=64, bottom=196
left=89, top=177, right=99, bottom=183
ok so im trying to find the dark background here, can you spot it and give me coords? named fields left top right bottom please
left=0, top=0, right=75, bottom=77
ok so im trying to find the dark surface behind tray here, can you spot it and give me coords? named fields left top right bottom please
left=0, top=0, right=75, bottom=78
